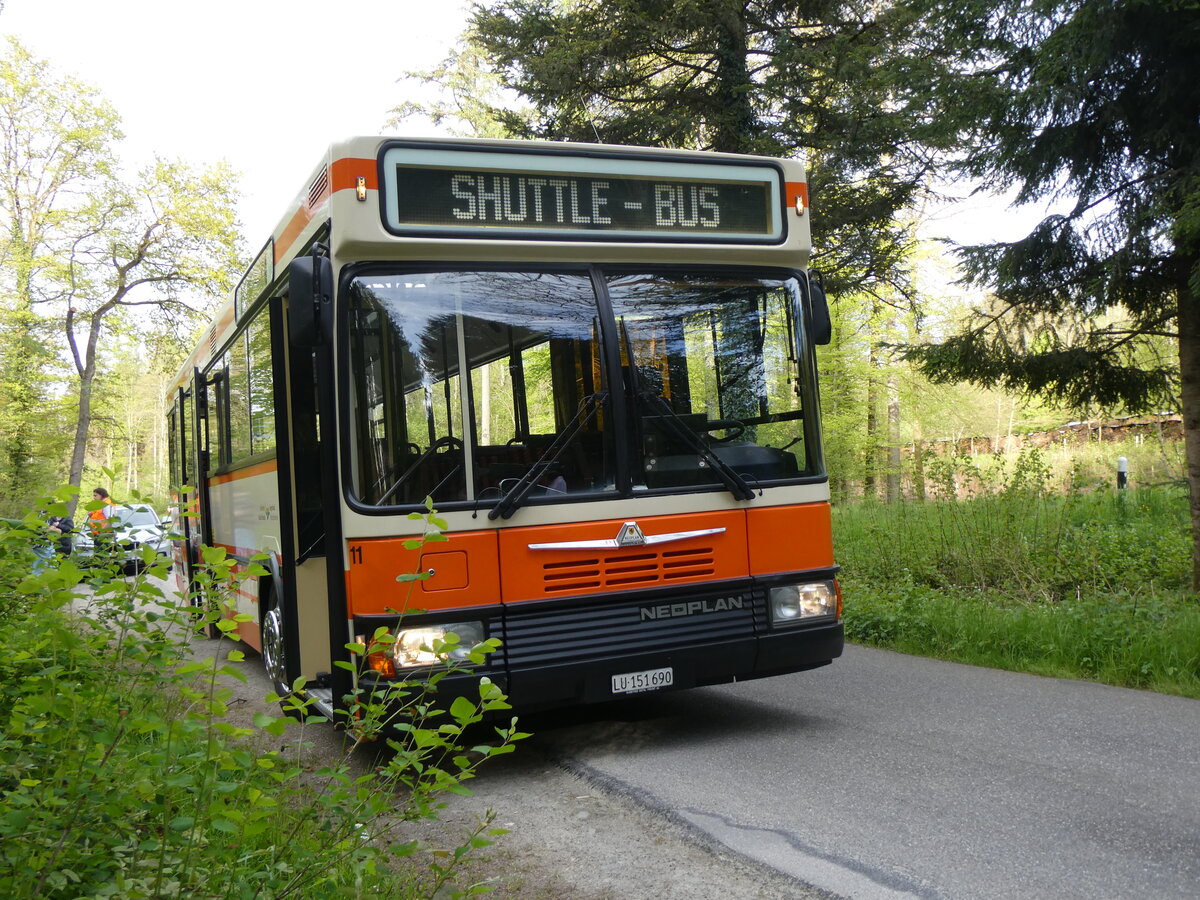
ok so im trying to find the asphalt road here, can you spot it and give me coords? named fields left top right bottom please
left=174, top=562, right=1199, bottom=900
left=514, top=644, right=1200, bottom=900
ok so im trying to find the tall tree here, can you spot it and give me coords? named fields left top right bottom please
left=0, top=37, right=119, bottom=512
left=60, top=158, right=240, bottom=505
left=901, top=0, right=1200, bottom=586
left=396, top=0, right=954, bottom=300
left=0, top=39, right=240, bottom=514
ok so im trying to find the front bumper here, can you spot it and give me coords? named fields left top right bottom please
left=504, top=618, right=843, bottom=711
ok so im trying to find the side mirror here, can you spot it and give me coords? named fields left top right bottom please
left=808, top=273, right=832, bottom=346
left=288, top=252, right=333, bottom=347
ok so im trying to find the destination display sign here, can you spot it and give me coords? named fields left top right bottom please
left=379, top=146, right=783, bottom=242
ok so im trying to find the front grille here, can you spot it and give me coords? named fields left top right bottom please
left=541, top=545, right=717, bottom=594
left=502, top=583, right=760, bottom=668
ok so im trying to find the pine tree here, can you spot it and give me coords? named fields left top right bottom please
left=902, top=0, right=1200, bottom=586
left=396, top=0, right=955, bottom=299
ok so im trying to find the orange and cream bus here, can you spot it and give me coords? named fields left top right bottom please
left=166, top=136, right=842, bottom=720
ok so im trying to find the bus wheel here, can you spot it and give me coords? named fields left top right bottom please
left=262, top=599, right=290, bottom=702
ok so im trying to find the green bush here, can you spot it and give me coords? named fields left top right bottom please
left=0, top=489, right=526, bottom=899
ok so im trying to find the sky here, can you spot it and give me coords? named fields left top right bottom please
left=2, top=0, right=468, bottom=242
left=2, top=0, right=1054, bottom=268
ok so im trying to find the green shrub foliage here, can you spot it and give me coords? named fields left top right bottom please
left=0, top=488, right=526, bottom=899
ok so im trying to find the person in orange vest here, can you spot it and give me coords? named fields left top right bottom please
left=88, top=487, right=116, bottom=545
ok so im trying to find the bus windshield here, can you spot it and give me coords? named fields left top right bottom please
left=346, top=268, right=814, bottom=510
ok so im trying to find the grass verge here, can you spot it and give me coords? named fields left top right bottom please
left=835, top=462, right=1200, bottom=698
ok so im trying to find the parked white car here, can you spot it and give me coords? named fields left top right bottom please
left=74, top=504, right=171, bottom=574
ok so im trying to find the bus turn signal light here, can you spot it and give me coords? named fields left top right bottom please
left=365, top=642, right=396, bottom=677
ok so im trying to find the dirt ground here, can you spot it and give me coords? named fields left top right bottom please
left=189, top=623, right=834, bottom=900
left=425, top=745, right=836, bottom=900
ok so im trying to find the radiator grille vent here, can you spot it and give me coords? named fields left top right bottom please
left=502, top=585, right=759, bottom=668
left=307, top=168, right=330, bottom=209
left=542, top=545, right=717, bottom=594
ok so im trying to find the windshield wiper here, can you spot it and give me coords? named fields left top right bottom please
left=489, top=392, right=608, bottom=521
left=638, top=391, right=755, bottom=501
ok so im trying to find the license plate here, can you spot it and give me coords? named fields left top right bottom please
left=611, top=666, right=674, bottom=695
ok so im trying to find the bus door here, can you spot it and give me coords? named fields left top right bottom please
left=172, top=383, right=200, bottom=589
left=192, top=366, right=217, bottom=558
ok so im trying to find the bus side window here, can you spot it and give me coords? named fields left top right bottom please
left=521, top=342, right=555, bottom=435
left=248, top=310, right=275, bottom=455
left=228, top=331, right=252, bottom=462
left=209, top=364, right=229, bottom=469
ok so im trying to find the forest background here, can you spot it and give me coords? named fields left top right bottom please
left=2, top=5, right=1198, bottom=897
left=0, top=0, right=1193, bottom=539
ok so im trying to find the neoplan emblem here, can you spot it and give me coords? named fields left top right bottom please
left=616, top=521, right=647, bottom=547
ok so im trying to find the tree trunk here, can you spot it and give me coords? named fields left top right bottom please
left=913, top=423, right=927, bottom=502
left=66, top=375, right=95, bottom=517
left=994, top=394, right=1003, bottom=456
left=1006, top=399, right=1016, bottom=455
left=865, top=370, right=879, bottom=499
left=887, top=371, right=901, bottom=501
left=1177, top=279, right=1200, bottom=591
left=65, top=316, right=103, bottom=518
left=709, top=2, right=755, bottom=154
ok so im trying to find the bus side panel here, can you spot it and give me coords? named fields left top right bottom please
left=746, top=502, right=835, bottom=574
left=294, top=558, right=332, bottom=681
left=207, top=461, right=283, bottom=650
left=345, top=531, right=502, bottom=615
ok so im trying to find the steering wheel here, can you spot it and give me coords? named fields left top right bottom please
left=705, top=418, right=745, bottom=442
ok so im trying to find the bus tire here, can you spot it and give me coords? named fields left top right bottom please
left=261, top=592, right=295, bottom=715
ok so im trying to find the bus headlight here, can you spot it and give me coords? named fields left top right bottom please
left=393, top=621, right=485, bottom=668
left=769, top=581, right=838, bottom=625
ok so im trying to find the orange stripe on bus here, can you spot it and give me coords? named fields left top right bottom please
left=271, top=157, right=374, bottom=266
left=344, top=504, right=835, bottom=615
left=237, top=619, right=262, bottom=652
left=274, top=204, right=314, bottom=265
left=785, top=181, right=809, bottom=212
left=215, top=303, right=235, bottom=335
left=331, top=158, right=377, bottom=193
left=208, top=458, right=278, bottom=486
